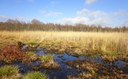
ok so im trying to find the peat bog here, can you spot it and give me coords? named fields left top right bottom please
left=0, top=42, right=127, bottom=79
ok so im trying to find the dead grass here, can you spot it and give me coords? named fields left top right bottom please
left=0, top=31, right=127, bottom=60
left=0, top=31, right=127, bottom=79
left=0, top=44, right=38, bottom=64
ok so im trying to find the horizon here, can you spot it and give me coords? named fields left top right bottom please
left=0, top=0, right=128, bottom=27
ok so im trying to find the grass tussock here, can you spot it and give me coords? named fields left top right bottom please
left=39, top=55, right=54, bottom=63
left=23, top=72, right=47, bottom=79
left=0, top=65, right=20, bottom=79
left=39, top=55, right=60, bottom=70
left=25, top=52, right=38, bottom=62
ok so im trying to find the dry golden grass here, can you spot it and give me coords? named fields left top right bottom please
left=0, top=31, right=127, bottom=40
left=0, top=31, right=128, bottom=60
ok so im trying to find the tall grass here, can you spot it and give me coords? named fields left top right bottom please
left=0, top=31, right=127, bottom=58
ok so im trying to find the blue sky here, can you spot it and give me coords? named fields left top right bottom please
left=0, top=0, right=128, bottom=27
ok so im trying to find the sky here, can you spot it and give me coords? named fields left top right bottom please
left=0, top=0, right=128, bottom=27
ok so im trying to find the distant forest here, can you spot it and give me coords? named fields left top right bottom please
left=0, top=19, right=128, bottom=32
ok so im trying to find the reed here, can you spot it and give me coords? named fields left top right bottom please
left=0, top=31, right=127, bottom=59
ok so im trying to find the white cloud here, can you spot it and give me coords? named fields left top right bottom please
left=57, top=9, right=128, bottom=27
left=0, top=16, right=10, bottom=22
left=57, top=9, right=110, bottom=26
left=85, top=0, right=96, bottom=5
left=114, top=10, right=128, bottom=17
left=59, top=17, right=109, bottom=26
left=0, top=16, right=10, bottom=19
left=60, top=17, right=89, bottom=25
left=0, top=15, right=31, bottom=22
left=76, top=9, right=90, bottom=17
left=76, top=8, right=107, bottom=18
left=40, top=10, right=62, bottom=18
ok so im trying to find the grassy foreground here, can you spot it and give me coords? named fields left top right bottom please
left=0, top=31, right=128, bottom=79
left=0, top=31, right=128, bottom=61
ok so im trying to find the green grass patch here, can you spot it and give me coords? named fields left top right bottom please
left=0, top=65, right=19, bottom=77
left=39, top=55, right=54, bottom=63
left=23, top=72, right=47, bottom=79
left=26, top=52, right=37, bottom=57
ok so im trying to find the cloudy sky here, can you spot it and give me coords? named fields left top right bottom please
left=0, top=0, right=128, bottom=27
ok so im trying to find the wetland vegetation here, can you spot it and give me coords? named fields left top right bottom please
left=0, top=31, right=128, bottom=79
left=0, top=18, right=128, bottom=79
left=0, top=0, right=128, bottom=78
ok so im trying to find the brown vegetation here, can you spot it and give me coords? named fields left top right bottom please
left=0, top=45, right=24, bottom=63
left=67, top=60, right=128, bottom=79
left=0, top=44, right=37, bottom=64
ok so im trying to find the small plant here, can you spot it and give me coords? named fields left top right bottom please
left=0, top=65, right=19, bottom=78
left=23, top=72, right=47, bottom=79
left=39, top=55, right=60, bottom=70
left=25, top=52, right=38, bottom=61
left=21, top=52, right=38, bottom=64
left=39, top=55, right=54, bottom=63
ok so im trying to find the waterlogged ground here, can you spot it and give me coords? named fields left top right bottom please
left=0, top=48, right=128, bottom=79
left=0, top=50, right=86, bottom=79
left=0, top=43, right=128, bottom=79
left=36, top=51, right=128, bottom=79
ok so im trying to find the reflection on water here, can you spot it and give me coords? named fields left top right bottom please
left=114, top=60, right=126, bottom=69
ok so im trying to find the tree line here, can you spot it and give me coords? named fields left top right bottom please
left=0, top=19, right=127, bottom=32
